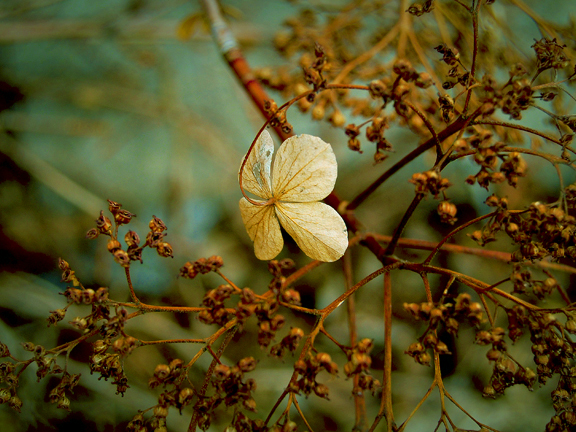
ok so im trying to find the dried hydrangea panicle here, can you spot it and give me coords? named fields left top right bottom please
left=239, top=130, right=348, bottom=262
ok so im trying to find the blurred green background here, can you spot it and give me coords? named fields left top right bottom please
left=1, top=0, right=576, bottom=431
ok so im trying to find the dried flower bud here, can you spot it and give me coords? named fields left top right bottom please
left=178, top=388, right=194, bottom=407
left=415, top=72, right=433, bottom=88
left=213, top=364, right=231, bottom=380
left=113, top=249, right=131, bottom=267
left=207, top=255, right=224, bottom=270
left=0, top=343, right=10, bottom=358
left=154, top=364, right=171, bottom=381
left=149, top=216, right=167, bottom=233
left=95, top=287, right=109, bottom=302
left=107, top=239, right=121, bottom=253
left=85, top=228, right=99, bottom=239
left=314, top=383, right=330, bottom=399
left=281, top=289, right=301, bottom=305
left=153, top=405, right=169, bottom=418
left=264, top=99, right=278, bottom=114
left=311, top=104, right=325, bottom=121
left=9, top=395, right=23, bottom=412
left=437, top=201, right=457, bottom=224
left=156, top=242, right=174, bottom=258
left=315, top=352, right=332, bottom=368
left=270, top=314, right=285, bottom=331
left=329, top=110, right=346, bottom=127
left=179, top=262, right=198, bottom=279
left=115, top=209, right=135, bottom=225
left=357, top=338, right=374, bottom=354
left=107, top=200, right=122, bottom=214
left=124, top=231, right=140, bottom=248
left=96, top=211, right=113, bottom=235
left=368, top=80, right=388, bottom=99
left=238, top=356, right=257, bottom=373
left=47, top=308, right=66, bottom=326
left=348, top=138, right=362, bottom=153
left=0, top=388, right=11, bottom=404
left=243, top=398, right=257, bottom=411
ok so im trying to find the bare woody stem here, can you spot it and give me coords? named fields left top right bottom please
left=346, top=110, right=482, bottom=212
left=462, top=0, right=483, bottom=115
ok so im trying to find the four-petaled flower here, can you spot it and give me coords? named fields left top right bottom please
left=239, top=130, right=348, bottom=262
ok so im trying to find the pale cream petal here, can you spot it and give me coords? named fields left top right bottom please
left=239, top=198, right=283, bottom=260
left=239, top=130, right=274, bottom=199
left=275, top=202, right=348, bottom=262
left=272, top=134, right=337, bottom=202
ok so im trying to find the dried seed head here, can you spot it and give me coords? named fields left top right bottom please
left=154, top=364, right=171, bottom=381
left=238, top=356, right=257, bottom=373
left=213, top=364, right=231, bottom=380
left=96, top=211, right=113, bottom=235
left=149, top=216, right=167, bottom=233
left=156, top=242, right=174, bottom=258
left=314, top=383, right=330, bottom=399
left=115, top=209, right=136, bottom=225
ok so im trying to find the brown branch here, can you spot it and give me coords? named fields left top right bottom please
left=346, top=113, right=479, bottom=212
left=342, top=250, right=367, bottom=430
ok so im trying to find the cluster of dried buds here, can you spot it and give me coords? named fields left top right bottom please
left=369, top=59, right=433, bottom=120
left=263, top=99, right=293, bottom=135
left=0, top=343, right=21, bottom=412
left=508, top=202, right=576, bottom=262
left=255, top=301, right=285, bottom=348
left=475, top=323, right=536, bottom=398
left=458, top=130, right=527, bottom=189
left=510, top=264, right=560, bottom=300
left=437, top=200, right=458, bottom=224
left=262, top=14, right=442, bottom=138
left=406, top=0, right=434, bottom=17
left=478, top=67, right=534, bottom=121
left=478, top=36, right=570, bottom=122
left=435, top=43, right=475, bottom=91
left=190, top=257, right=298, bottom=351
left=345, top=116, right=393, bottom=164
left=501, top=78, right=534, bottom=120
left=198, top=284, right=235, bottom=326
left=19, top=342, right=58, bottom=381
left=48, top=371, right=81, bottom=412
left=303, top=43, right=327, bottom=94
left=344, top=339, right=381, bottom=396
left=529, top=311, right=576, bottom=431
left=2, top=347, right=66, bottom=413
left=180, top=256, right=224, bottom=279
left=437, top=93, right=454, bottom=123
left=269, top=327, right=304, bottom=358
left=548, top=377, right=576, bottom=431
left=476, top=303, right=576, bottom=429
left=404, top=293, right=483, bottom=365
left=470, top=193, right=576, bottom=263
left=2, top=342, right=80, bottom=413
left=85, top=309, right=134, bottom=395
left=86, top=200, right=173, bottom=267
left=267, top=258, right=296, bottom=294
left=409, top=169, right=451, bottom=198
left=343, top=338, right=374, bottom=377
left=526, top=312, right=576, bottom=385
left=290, top=352, right=338, bottom=399
left=480, top=307, right=576, bottom=431
left=90, top=337, right=129, bottom=395
left=188, top=357, right=259, bottom=431
left=58, top=259, right=112, bottom=332
left=127, top=359, right=194, bottom=431
left=532, top=37, right=569, bottom=77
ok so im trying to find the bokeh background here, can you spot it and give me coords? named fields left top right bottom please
left=1, top=0, right=576, bottom=431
